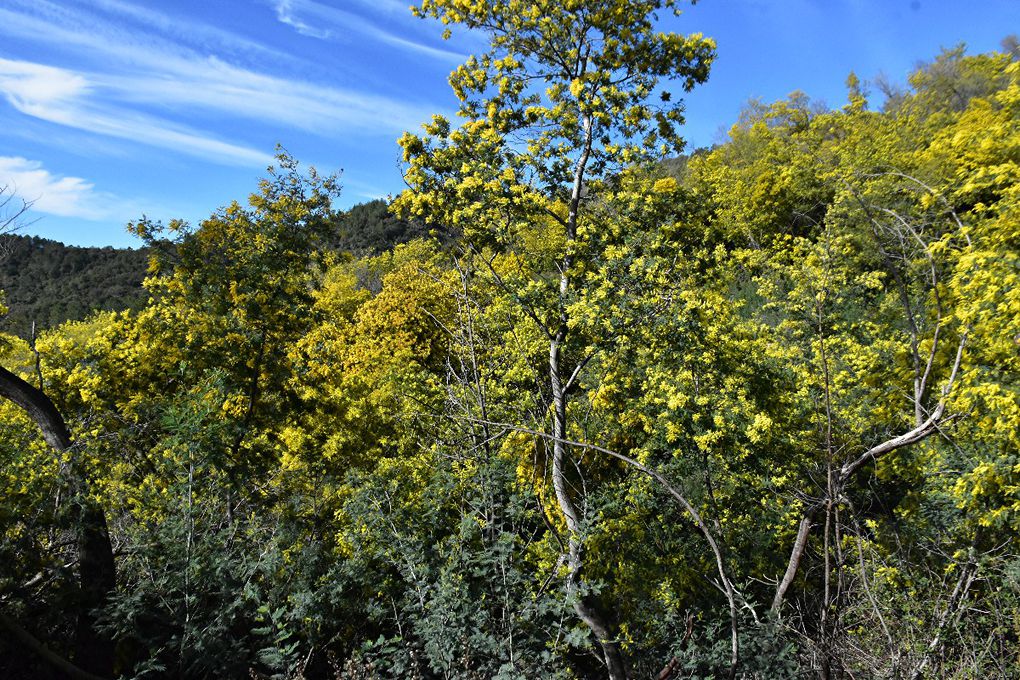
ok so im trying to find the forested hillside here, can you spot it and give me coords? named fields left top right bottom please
left=0, top=202, right=423, bottom=338
left=334, top=199, right=438, bottom=254
left=0, top=3, right=1017, bottom=679
left=0, top=235, right=149, bottom=337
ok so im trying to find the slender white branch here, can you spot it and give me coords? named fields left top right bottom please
left=840, top=333, right=965, bottom=479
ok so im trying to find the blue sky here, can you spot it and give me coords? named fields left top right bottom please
left=0, top=0, right=1016, bottom=248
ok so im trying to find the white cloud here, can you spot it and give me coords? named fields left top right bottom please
left=346, top=0, right=418, bottom=16
left=0, top=58, right=274, bottom=167
left=89, top=0, right=292, bottom=61
left=0, top=59, right=88, bottom=107
left=0, top=3, right=441, bottom=145
left=271, top=0, right=467, bottom=61
left=0, top=156, right=110, bottom=220
left=345, top=0, right=490, bottom=52
left=2, top=0, right=290, bottom=65
left=95, top=58, right=431, bottom=135
left=273, top=0, right=333, bottom=39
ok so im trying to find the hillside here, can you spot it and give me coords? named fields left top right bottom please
left=0, top=234, right=150, bottom=337
left=0, top=201, right=428, bottom=337
left=334, top=198, right=436, bottom=254
left=1, top=36, right=1017, bottom=679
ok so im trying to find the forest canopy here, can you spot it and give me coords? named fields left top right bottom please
left=0, top=199, right=426, bottom=340
left=0, top=5, right=1018, bottom=679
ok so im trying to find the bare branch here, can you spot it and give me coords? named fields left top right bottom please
left=0, top=184, right=35, bottom=260
left=772, top=512, right=818, bottom=613
left=443, top=412, right=742, bottom=676
left=1, top=184, right=33, bottom=234
left=840, top=333, right=965, bottom=479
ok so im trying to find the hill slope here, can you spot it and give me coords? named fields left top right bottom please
left=0, top=201, right=434, bottom=337
left=0, top=234, right=150, bottom=337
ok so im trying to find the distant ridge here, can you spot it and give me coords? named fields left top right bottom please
left=0, top=201, right=438, bottom=338
left=0, top=233, right=150, bottom=338
left=333, top=199, right=436, bottom=254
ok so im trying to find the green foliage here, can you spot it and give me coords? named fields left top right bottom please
left=1, top=24, right=1018, bottom=680
left=0, top=234, right=148, bottom=337
left=332, top=199, right=439, bottom=255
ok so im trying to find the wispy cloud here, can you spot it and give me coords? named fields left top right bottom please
left=0, top=58, right=274, bottom=167
left=0, top=156, right=113, bottom=220
left=0, top=0, right=466, bottom=247
left=271, top=0, right=467, bottom=61
left=0, top=59, right=88, bottom=107
left=346, top=0, right=419, bottom=16
left=273, top=0, right=333, bottom=39
left=3, top=0, right=291, bottom=66
left=0, top=1, right=442, bottom=165
left=342, top=177, right=393, bottom=202
left=88, top=0, right=292, bottom=62
left=94, top=57, right=433, bottom=134
left=345, top=0, right=490, bottom=51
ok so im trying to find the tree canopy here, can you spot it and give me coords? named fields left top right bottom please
left=1, top=12, right=1018, bottom=680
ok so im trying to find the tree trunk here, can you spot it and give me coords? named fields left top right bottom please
left=0, top=366, right=116, bottom=678
left=549, top=339, right=628, bottom=680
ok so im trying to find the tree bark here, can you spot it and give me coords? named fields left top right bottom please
left=550, top=339, right=629, bottom=680
left=771, top=336, right=966, bottom=615
left=541, top=102, right=629, bottom=679
left=0, top=366, right=116, bottom=678
left=772, top=512, right=816, bottom=613
left=0, top=609, right=109, bottom=680
left=454, top=414, right=741, bottom=679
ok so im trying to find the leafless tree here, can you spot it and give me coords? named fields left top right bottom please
left=0, top=184, right=35, bottom=260
left=0, top=185, right=117, bottom=678
left=768, top=173, right=972, bottom=678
